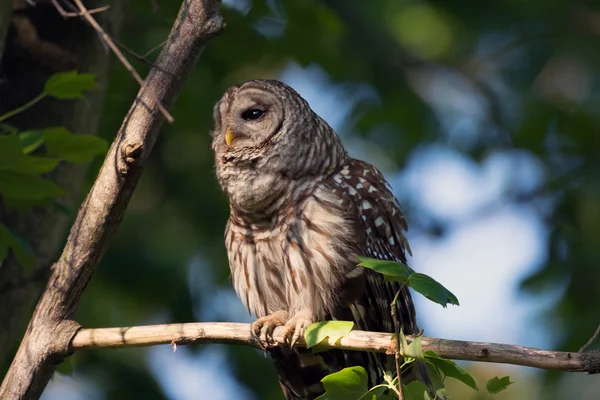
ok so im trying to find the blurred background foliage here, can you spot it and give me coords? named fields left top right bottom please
left=2, top=0, right=600, bottom=398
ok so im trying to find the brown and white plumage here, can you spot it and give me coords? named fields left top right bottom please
left=212, top=80, right=431, bottom=399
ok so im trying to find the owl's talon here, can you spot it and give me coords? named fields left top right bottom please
left=251, top=311, right=289, bottom=347
left=283, top=315, right=313, bottom=349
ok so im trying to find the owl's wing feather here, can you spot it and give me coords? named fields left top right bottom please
left=326, top=159, right=433, bottom=389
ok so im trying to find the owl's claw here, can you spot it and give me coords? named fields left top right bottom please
left=251, top=310, right=289, bottom=347
left=283, top=314, right=313, bottom=349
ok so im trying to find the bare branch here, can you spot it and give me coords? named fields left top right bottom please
left=0, top=1, right=223, bottom=398
left=580, top=323, right=600, bottom=353
left=50, top=0, right=110, bottom=18
left=69, top=322, right=600, bottom=374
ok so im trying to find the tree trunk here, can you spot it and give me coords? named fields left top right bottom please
left=0, top=0, right=124, bottom=370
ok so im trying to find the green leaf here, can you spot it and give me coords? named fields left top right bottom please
left=0, top=134, right=59, bottom=174
left=304, top=321, right=354, bottom=349
left=400, top=332, right=424, bottom=360
left=357, top=256, right=414, bottom=283
left=407, top=273, right=459, bottom=308
left=18, top=130, right=45, bottom=154
left=2, top=196, right=53, bottom=212
left=424, top=351, right=478, bottom=390
left=424, top=362, right=448, bottom=399
left=42, top=127, right=108, bottom=163
left=0, top=133, right=30, bottom=169
left=44, top=70, right=98, bottom=99
left=316, top=366, right=384, bottom=400
left=358, top=257, right=459, bottom=308
left=486, top=376, right=513, bottom=394
left=403, top=381, right=432, bottom=400
left=0, top=123, right=18, bottom=134
left=0, top=171, right=65, bottom=200
left=0, top=222, right=35, bottom=270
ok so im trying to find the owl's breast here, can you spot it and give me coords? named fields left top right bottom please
left=225, top=184, right=361, bottom=319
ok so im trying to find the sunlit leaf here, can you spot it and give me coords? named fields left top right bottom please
left=403, top=334, right=424, bottom=360
left=44, top=70, right=99, bottom=99
left=304, top=321, right=354, bottom=348
left=316, top=366, right=387, bottom=400
left=486, top=376, right=513, bottom=394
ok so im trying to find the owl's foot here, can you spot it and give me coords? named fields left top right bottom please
left=283, top=312, right=314, bottom=349
left=251, top=310, right=289, bottom=347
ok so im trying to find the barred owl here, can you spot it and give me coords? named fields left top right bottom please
left=212, top=80, right=432, bottom=399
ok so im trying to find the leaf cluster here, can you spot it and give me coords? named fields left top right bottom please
left=304, top=259, right=512, bottom=399
left=0, top=71, right=107, bottom=270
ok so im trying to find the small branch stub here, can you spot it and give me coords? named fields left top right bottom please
left=119, top=141, right=144, bottom=174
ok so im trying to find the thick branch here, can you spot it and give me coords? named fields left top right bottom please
left=0, top=1, right=223, bottom=398
left=70, top=322, right=600, bottom=374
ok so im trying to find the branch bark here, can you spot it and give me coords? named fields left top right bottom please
left=70, top=322, right=600, bottom=374
left=0, top=1, right=223, bottom=398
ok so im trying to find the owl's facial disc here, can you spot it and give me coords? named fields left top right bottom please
left=221, top=87, right=283, bottom=152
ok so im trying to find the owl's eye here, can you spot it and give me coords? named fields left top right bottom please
left=241, top=109, right=264, bottom=121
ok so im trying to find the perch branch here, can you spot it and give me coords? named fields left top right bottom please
left=70, top=322, right=600, bottom=374
left=0, top=1, right=223, bottom=398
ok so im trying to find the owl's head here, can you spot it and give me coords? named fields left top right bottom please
left=211, top=80, right=347, bottom=214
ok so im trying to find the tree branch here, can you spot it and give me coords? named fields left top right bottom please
left=0, top=1, right=223, bottom=398
left=69, top=322, right=600, bottom=374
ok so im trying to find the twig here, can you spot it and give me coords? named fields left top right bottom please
left=50, top=0, right=110, bottom=17
left=143, top=39, right=169, bottom=58
left=0, top=1, right=223, bottom=398
left=68, top=0, right=174, bottom=123
left=390, top=289, right=404, bottom=400
left=109, top=37, right=174, bottom=77
left=580, top=324, right=600, bottom=352
left=68, top=322, right=600, bottom=374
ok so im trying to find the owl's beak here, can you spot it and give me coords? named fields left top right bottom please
left=225, top=127, right=236, bottom=148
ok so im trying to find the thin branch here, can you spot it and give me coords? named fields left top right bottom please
left=68, top=0, right=174, bottom=123
left=0, top=1, right=223, bottom=398
left=50, top=0, right=110, bottom=17
left=580, top=324, right=600, bottom=352
left=69, top=322, right=600, bottom=374
left=110, top=37, right=174, bottom=77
